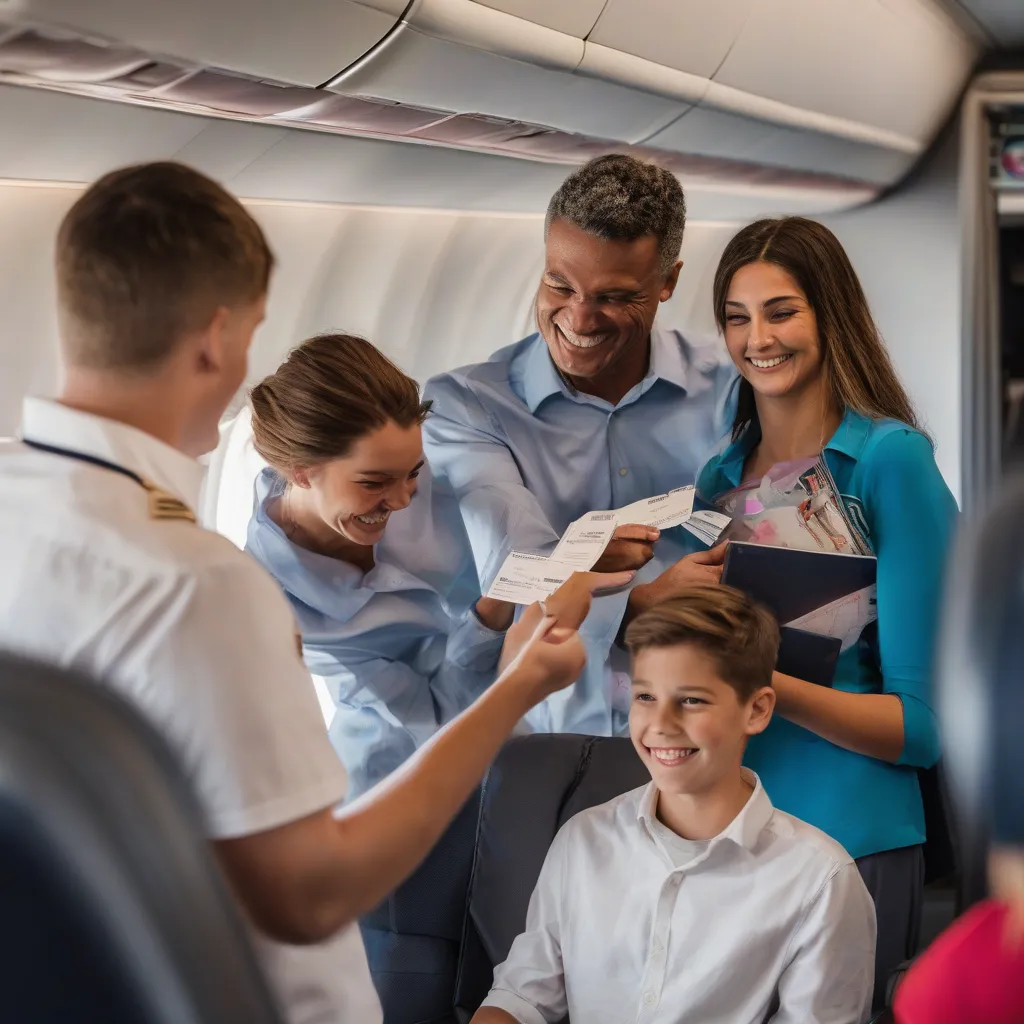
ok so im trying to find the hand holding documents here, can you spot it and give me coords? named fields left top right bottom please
left=486, top=485, right=732, bottom=605
left=722, top=541, right=877, bottom=686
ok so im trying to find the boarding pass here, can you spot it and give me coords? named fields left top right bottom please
left=485, top=486, right=732, bottom=605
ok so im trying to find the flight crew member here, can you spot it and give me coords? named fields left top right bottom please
left=0, top=161, right=601, bottom=1024
left=247, top=333, right=518, bottom=799
left=403, top=153, right=738, bottom=736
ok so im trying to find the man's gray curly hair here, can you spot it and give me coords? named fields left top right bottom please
left=545, top=154, right=686, bottom=276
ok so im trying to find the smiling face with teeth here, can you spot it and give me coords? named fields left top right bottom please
left=629, top=643, right=774, bottom=814
left=288, top=419, right=425, bottom=553
left=536, top=219, right=681, bottom=405
left=722, top=260, right=824, bottom=404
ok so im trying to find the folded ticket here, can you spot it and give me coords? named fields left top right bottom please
left=485, top=486, right=733, bottom=605
left=550, top=511, right=618, bottom=568
left=486, top=551, right=579, bottom=605
left=613, top=486, right=696, bottom=532
left=679, top=509, right=732, bottom=547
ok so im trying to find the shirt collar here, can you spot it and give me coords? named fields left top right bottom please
left=247, top=467, right=435, bottom=613
left=825, top=406, right=874, bottom=460
left=715, top=405, right=874, bottom=489
left=519, top=326, right=688, bottom=414
left=637, top=768, right=773, bottom=855
left=19, top=397, right=204, bottom=511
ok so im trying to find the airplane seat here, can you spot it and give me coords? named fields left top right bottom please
left=0, top=652, right=285, bottom=1024
left=452, top=734, right=650, bottom=1023
left=919, top=763, right=958, bottom=891
left=359, top=785, right=484, bottom=1024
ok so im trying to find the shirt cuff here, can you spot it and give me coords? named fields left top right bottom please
left=479, top=988, right=553, bottom=1024
left=892, top=689, right=941, bottom=769
left=447, top=605, right=507, bottom=670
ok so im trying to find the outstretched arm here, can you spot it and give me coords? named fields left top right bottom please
left=216, top=615, right=586, bottom=946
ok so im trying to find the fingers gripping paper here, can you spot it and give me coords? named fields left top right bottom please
left=485, top=486, right=731, bottom=605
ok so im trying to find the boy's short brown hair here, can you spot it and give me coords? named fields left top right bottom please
left=625, top=584, right=780, bottom=701
left=56, top=161, right=273, bottom=372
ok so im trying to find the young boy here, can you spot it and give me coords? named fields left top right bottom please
left=473, top=584, right=877, bottom=1024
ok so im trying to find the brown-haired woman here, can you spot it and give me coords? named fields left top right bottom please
left=696, top=218, right=959, bottom=1007
left=246, top=334, right=626, bottom=799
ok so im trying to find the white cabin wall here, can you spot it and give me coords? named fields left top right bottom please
left=0, top=178, right=735, bottom=439
left=822, top=123, right=962, bottom=503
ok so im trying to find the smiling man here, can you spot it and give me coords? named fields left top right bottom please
left=414, top=154, right=738, bottom=736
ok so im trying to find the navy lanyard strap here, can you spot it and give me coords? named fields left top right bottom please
left=20, top=437, right=197, bottom=524
left=20, top=437, right=148, bottom=491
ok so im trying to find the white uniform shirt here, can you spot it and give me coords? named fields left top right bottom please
left=0, top=398, right=382, bottom=1024
left=482, top=771, right=876, bottom=1024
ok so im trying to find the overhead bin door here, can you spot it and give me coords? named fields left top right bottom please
left=586, top=0, right=752, bottom=82
left=329, top=0, right=690, bottom=144
left=468, top=0, right=606, bottom=39
left=712, top=0, right=975, bottom=143
left=2, top=0, right=408, bottom=86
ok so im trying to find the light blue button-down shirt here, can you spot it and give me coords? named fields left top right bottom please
left=246, top=467, right=505, bottom=799
left=405, top=327, right=737, bottom=736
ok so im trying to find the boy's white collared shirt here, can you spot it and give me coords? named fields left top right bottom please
left=482, top=770, right=876, bottom=1024
left=0, top=397, right=382, bottom=1024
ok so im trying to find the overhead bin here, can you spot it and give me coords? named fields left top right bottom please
left=0, top=0, right=981, bottom=206
left=0, top=0, right=406, bottom=86
left=468, top=0, right=606, bottom=39
left=328, top=0, right=689, bottom=144
left=587, top=0, right=752, bottom=83
left=712, top=0, right=975, bottom=141
left=644, top=106, right=914, bottom=187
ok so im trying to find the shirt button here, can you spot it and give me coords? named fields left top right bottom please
left=619, top=467, right=629, bottom=476
left=643, top=991, right=657, bottom=1006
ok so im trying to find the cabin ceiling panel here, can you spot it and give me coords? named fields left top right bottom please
left=953, top=0, right=1024, bottom=44
left=0, top=81, right=208, bottom=179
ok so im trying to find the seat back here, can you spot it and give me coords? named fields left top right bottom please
left=919, top=763, right=958, bottom=887
left=453, top=734, right=650, bottom=1021
left=0, top=652, right=284, bottom=1024
left=934, top=474, right=1024, bottom=907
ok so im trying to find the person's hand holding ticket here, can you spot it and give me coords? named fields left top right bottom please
left=499, top=569, right=634, bottom=674
left=485, top=485, right=732, bottom=607
left=592, top=524, right=660, bottom=573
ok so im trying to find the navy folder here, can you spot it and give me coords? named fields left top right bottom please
left=722, top=541, right=876, bottom=686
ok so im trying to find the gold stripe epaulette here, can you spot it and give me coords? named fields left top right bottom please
left=146, top=485, right=197, bottom=524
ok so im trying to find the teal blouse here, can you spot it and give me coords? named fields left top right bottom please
left=697, top=408, right=959, bottom=860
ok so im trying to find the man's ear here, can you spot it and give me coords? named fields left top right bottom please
left=195, top=306, right=232, bottom=373
left=746, top=685, right=776, bottom=737
left=660, top=260, right=683, bottom=302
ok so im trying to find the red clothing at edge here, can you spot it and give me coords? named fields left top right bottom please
left=894, top=899, right=1024, bottom=1024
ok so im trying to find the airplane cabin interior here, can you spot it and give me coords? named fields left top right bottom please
left=1, top=1, right=1023, bottom=1023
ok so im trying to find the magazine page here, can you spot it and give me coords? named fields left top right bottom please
left=716, top=456, right=876, bottom=649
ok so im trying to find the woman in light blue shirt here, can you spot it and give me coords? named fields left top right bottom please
left=245, top=334, right=517, bottom=800
left=696, top=218, right=958, bottom=1007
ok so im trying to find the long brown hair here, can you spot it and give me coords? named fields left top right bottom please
left=250, top=333, right=430, bottom=474
left=712, top=217, right=924, bottom=442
